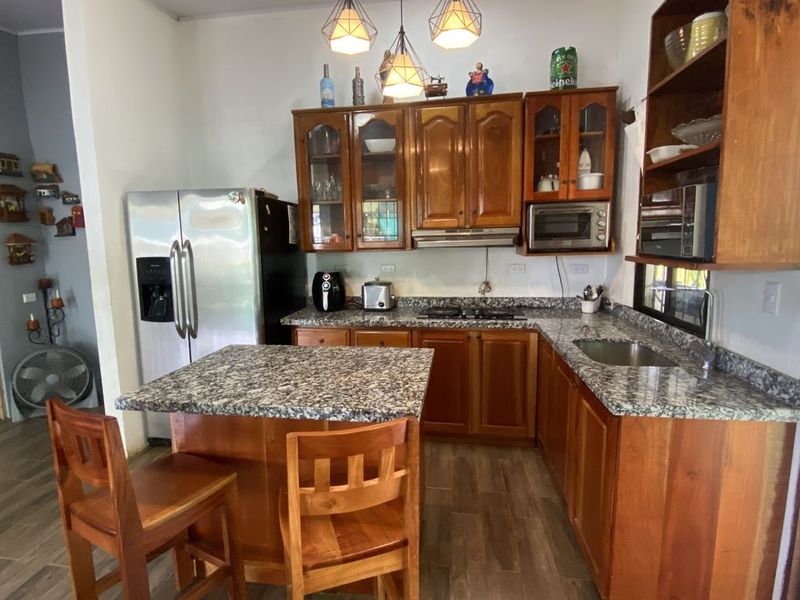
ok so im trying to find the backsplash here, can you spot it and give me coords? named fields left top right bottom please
left=311, top=296, right=581, bottom=310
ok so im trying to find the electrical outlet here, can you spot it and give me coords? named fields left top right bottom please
left=508, top=263, right=525, bottom=276
left=569, top=263, right=589, bottom=275
left=22, top=292, right=37, bottom=303
left=761, top=281, right=781, bottom=315
left=381, top=264, right=396, bottom=273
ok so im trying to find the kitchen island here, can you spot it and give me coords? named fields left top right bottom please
left=116, top=344, right=434, bottom=585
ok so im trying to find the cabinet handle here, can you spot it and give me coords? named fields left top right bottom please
left=457, top=210, right=464, bottom=215
left=471, top=209, right=477, bottom=215
left=476, top=334, right=482, bottom=340
left=319, top=339, right=325, bottom=344
left=379, top=341, right=385, bottom=347
left=357, top=233, right=362, bottom=238
left=345, top=234, right=351, bottom=240
left=570, top=179, right=577, bottom=184
left=561, top=180, right=568, bottom=185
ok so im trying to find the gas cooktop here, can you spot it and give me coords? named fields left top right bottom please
left=416, top=305, right=527, bottom=321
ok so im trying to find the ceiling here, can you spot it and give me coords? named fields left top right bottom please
left=0, top=0, right=63, bottom=34
left=149, top=0, right=393, bottom=20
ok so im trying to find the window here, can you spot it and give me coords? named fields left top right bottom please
left=633, top=264, right=709, bottom=337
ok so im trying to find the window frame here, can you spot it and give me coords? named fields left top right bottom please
left=632, top=264, right=709, bottom=337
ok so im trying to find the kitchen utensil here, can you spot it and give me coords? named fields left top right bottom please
left=312, top=271, right=346, bottom=312
left=577, top=172, right=604, bottom=190
left=688, top=11, right=727, bottom=59
left=646, top=144, right=698, bottom=164
left=581, top=296, right=602, bottom=314
left=364, top=138, right=396, bottom=153
left=537, top=176, right=554, bottom=192
left=671, top=114, right=722, bottom=146
left=578, top=148, right=592, bottom=175
left=664, top=24, right=692, bottom=69
left=362, top=278, right=396, bottom=311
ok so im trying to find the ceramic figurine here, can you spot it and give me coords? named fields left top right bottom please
left=30, top=163, right=63, bottom=183
left=5, top=233, right=36, bottom=265
left=0, top=153, right=22, bottom=177
left=38, top=207, right=55, bottom=226
left=424, top=75, right=448, bottom=98
left=55, top=217, right=76, bottom=237
left=61, top=191, right=80, bottom=205
left=466, top=62, right=494, bottom=96
left=0, top=185, right=28, bottom=223
left=378, top=50, right=396, bottom=104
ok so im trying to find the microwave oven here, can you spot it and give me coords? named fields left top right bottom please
left=526, top=202, right=610, bottom=252
left=639, top=183, right=717, bottom=261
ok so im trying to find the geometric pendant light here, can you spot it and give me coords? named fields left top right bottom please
left=322, top=0, right=378, bottom=55
left=429, top=0, right=482, bottom=49
left=376, top=0, right=428, bottom=98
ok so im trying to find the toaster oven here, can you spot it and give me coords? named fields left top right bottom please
left=526, top=202, right=610, bottom=252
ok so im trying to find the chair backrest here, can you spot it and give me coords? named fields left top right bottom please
left=46, top=398, right=142, bottom=538
left=286, top=418, right=411, bottom=519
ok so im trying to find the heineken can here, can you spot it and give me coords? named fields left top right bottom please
left=550, top=47, right=578, bottom=90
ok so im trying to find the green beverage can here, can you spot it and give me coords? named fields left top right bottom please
left=550, top=47, right=578, bottom=90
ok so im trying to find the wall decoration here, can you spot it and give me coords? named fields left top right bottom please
left=5, top=233, right=36, bottom=265
left=0, top=185, right=28, bottom=223
left=71, top=205, right=85, bottom=228
left=30, top=163, right=63, bottom=183
left=55, top=217, right=76, bottom=237
left=26, top=279, right=67, bottom=345
left=38, top=207, right=56, bottom=226
left=0, top=153, right=23, bottom=177
left=61, top=191, right=80, bottom=205
left=466, top=62, right=493, bottom=96
left=36, top=184, right=60, bottom=199
left=425, top=75, right=448, bottom=98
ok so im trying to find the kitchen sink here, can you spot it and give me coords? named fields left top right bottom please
left=573, top=340, right=677, bottom=368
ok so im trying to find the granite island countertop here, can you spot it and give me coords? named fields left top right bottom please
left=115, top=344, right=434, bottom=422
left=282, top=306, right=800, bottom=423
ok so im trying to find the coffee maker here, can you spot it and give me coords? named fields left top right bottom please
left=312, top=271, right=346, bottom=312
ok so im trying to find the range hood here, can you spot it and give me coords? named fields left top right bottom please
left=412, top=227, right=520, bottom=248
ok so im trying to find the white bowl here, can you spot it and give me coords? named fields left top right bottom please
left=646, top=144, right=698, bottom=164
left=364, top=139, right=396, bottom=153
left=672, top=115, right=722, bottom=146
left=577, top=172, right=604, bottom=190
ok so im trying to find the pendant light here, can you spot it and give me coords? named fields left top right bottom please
left=429, top=0, right=482, bottom=49
left=376, top=0, right=428, bottom=99
left=322, top=0, right=377, bottom=56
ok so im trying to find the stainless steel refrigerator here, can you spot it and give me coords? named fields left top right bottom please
left=126, top=188, right=306, bottom=440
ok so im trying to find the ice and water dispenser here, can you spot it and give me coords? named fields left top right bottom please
left=135, top=257, right=174, bottom=322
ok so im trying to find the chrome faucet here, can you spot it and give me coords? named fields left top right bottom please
left=649, top=287, right=716, bottom=372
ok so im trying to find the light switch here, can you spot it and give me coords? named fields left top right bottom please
left=381, top=264, right=396, bottom=273
left=508, top=263, right=525, bottom=276
left=761, top=281, right=781, bottom=316
left=569, top=263, right=590, bottom=275
left=22, top=292, right=37, bottom=303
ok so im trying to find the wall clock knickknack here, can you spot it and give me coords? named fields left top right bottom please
left=36, top=184, right=60, bottom=199
left=5, top=233, right=36, bottom=265
left=38, top=207, right=56, bottom=226
left=71, top=205, right=85, bottom=228
left=0, top=153, right=23, bottom=177
left=0, top=185, right=28, bottom=222
left=30, top=163, right=62, bottom=183
left=55, top=217, right=76, bottom=237
left=61, top=191, right=80, bottom=205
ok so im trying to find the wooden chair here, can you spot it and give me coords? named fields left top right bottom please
left=46, top=398, right=246, bottom=599
left=280, top=418, right=420, bottom=600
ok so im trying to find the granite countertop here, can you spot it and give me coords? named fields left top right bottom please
left=282, top=306, right=800, bottom=423
left=115, top=344, right=433, bottom=422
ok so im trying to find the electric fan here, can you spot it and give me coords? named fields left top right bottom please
left=11, top=347, right=93, bottom=415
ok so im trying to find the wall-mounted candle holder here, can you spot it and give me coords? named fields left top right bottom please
left=26, top=279, right=66, bottom=345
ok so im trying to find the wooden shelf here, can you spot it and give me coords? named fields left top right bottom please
left=309, top=154, right=341, bottom=161
left=625, top=254, right=800, bottom=271
left=579, top=131, right=606, bottom=137
left=534, top=133, right=561, bottom=140
left=311, top=199, right=343, bottom=205
left=361, top=151, right=396, bottom=160
left=649, top=38, right=727, bottom=96
left=645, top=141, right=721, bottom=173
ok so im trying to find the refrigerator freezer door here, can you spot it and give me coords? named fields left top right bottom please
left=178, top=189, right=264, bottom=361
left=126, top=191, right=190, bottom=439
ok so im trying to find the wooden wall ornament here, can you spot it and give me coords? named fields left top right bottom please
left=30, top=163, right=62, bottom=183
left=0, top=185, right=28, bottom=222
left=71, top=205, right=85, bottom=228
left=5, top=234, right=36, bottom=265
left=38, top=207, right=56, bottom=225
left=61, top=191, right=80, bottom=205
left=36, top=184, right=60, bottom=199
left=55, top=217, right=75, bottom=238
left=0, top=153, right=23, bottom=177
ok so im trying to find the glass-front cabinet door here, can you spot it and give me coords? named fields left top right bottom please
left=295, top=113, right=353, bottom=251
left=567, top=92, right=616, bottom=199
left=525, top=94, right=570, bottom=201
left=351, top=109, right=406, bottom=250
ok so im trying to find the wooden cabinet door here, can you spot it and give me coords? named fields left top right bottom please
left=536, top=336, right=554, bottom=449
left=524, top=94, right=572, bottom=202
left=466, top=100, right=523, bottom=227
left=352, top=329, right=411, bottom=348
left=414, top=329, right=471, bottom=434
left=565, top=91, right=616, bottom=200
left=569, top=383, right=619, bottom=597
left=474, top=331, right=536, bottom=438
left=293, top=327, right=350, bottom=347
left=294, top=112, right=354, bottom=251
left=415, top=105, right=466, bottom=229
left=351, top=108, right=407, bottom=250
left=547, top=354, right=576, bottom=494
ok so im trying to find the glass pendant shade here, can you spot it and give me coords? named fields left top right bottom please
left=322, top=0, right=377, bottom=55
left=429, top=0, right=482, bottom=49
left=376, top=27, right=428, bottom=99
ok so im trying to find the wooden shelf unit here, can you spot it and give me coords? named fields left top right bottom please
left=644, top=140, right=720, bottom=173
left=625, top=254, right=800, bottom=272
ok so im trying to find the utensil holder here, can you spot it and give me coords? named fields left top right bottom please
left=580, top=297, right=602, bottom=314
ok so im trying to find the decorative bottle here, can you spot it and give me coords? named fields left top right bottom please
left=320, top=64, right=335, bottom=108
left=352, top=67, right=365, bottom=106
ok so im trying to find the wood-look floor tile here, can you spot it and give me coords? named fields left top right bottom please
left=537, top=497, right=593, bottom=580
left=512, top=517, right=565, bottom=598
left=472, top=446, right=507, bottom=494
left=500, top=457, right=542, bottom=519
left=450, top=511, right=489, bottom=599
left=479, top=492, right=520, bottom=572
left=424, top=441, right=454, bottom=489
left=421, top=487, right=453, bottom=568
left=3, top=564, right=72, bottom=599
left=452, top=455, right=480, bottom=514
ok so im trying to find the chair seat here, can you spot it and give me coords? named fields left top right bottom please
left=70, top=453, right=236, bottom=537
left=280, top=496, right=407, bottom=571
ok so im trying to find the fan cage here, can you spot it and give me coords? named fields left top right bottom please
left=11, top=347, right=93, bottom=414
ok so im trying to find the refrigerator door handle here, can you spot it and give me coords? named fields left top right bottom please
left=169, top=240, right=187, bottom=339
left=182, top=239, right=199, bottom=339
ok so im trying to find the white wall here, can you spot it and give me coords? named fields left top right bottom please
left=62, top=0, right=187, bottom=452
left=178, top=0, right=623, bottom=298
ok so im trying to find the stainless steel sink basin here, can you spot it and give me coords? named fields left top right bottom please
left=573, top=340, right=677, bottom=368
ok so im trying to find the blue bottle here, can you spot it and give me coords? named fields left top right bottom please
left=320, top=64, right=335, bottom=108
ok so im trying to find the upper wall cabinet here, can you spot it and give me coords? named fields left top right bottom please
left=412, top=93, right=524, bottom=230
left=524, top=87, right=618, bottom=203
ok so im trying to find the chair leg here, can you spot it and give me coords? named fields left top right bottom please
left=64, top=530, right=98, bottom=600
left=171, top=538, right=195, bottom=591
left=118, top=541, right=151, bottom=600
left=403, top=546, right=419, bottom=600
left=222, top=485, right=246, bottom=600
left=375, top=575, right=386, bottom=600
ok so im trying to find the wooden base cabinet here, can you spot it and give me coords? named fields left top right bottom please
left=535, top=338, right=796, bottom=599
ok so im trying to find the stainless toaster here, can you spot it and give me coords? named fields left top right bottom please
left=362, top=278, right=396, bottom=311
